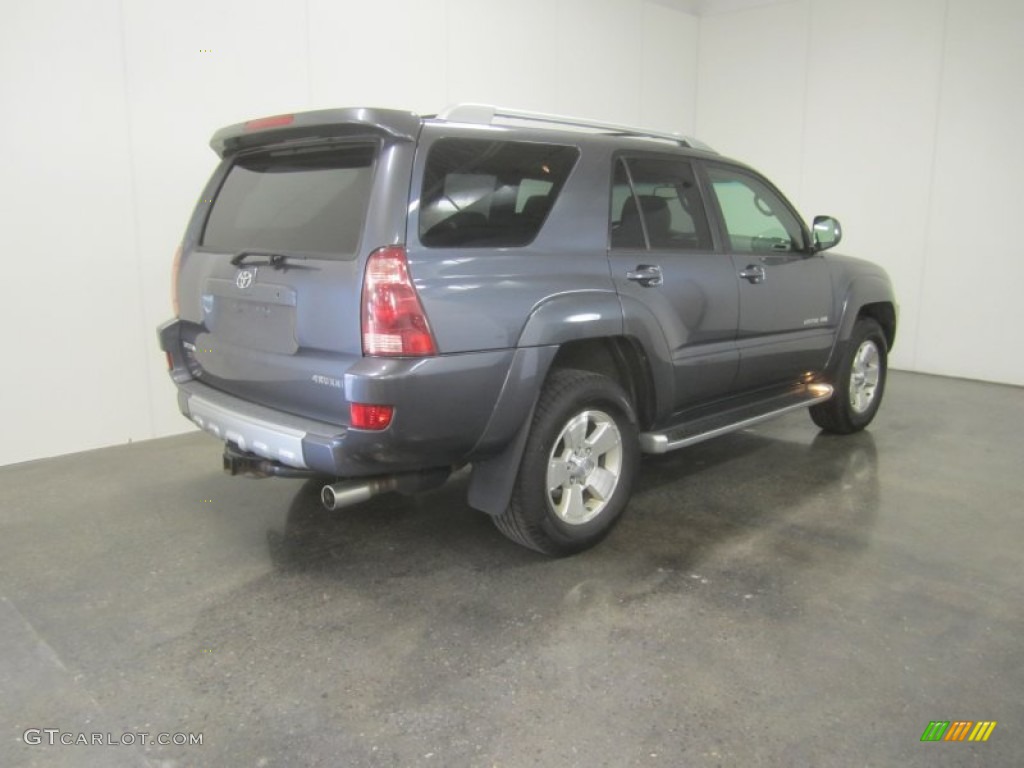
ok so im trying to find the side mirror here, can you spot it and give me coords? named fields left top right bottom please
left=812, top=215, right=842, bottom=252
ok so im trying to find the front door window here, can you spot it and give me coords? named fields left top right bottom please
left=706, top=166, right=806, bottom=254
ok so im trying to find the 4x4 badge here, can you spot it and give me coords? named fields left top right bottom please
left=236, top=270, right=254, bottom=290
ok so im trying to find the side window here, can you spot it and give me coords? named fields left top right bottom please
left=419, top=139, right=578, bottom=248
left=610, top=157, right=712, bottom=251
left=706, top=165, right=806, bottom=253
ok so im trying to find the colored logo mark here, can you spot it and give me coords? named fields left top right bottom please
left=921, top=721, right=997, bottom=742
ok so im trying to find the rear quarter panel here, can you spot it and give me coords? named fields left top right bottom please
left=405, top=125, right=620, bottom=355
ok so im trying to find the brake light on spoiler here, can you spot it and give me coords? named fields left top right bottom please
left=244, top=114, right=295, bottom=132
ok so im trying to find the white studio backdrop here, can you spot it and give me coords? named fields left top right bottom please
left=696, top=0, right=1024, bottom=389
left=0, top=0, right=1019, bottom=467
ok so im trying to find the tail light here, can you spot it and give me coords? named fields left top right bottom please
left=361, top=246, right=437, bottom=356
left=171, top=243, right=183, bottom=316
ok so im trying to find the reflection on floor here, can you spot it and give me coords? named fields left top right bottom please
left=1, top=371, right=1021, bottom=767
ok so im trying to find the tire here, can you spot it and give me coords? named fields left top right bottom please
left=494, top=368, right=640, bottom=556
left=810, top=317, right=888, bottom=434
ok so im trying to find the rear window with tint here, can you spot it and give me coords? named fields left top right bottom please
left=202, top=143, right=376, bottom=257
left=419, top=139, right=579, bottom=248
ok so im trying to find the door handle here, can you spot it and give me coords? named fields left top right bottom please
left=626, top=264, right=663, bottom=287
left=739, top=264, right=766, bottom=284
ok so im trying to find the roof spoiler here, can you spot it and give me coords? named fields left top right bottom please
left=209, top=107, right=422, bottom=157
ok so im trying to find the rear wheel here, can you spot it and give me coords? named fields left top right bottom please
left=494, top=369, right=639, bottom=556
left=810, top=317, right=888, bottom=434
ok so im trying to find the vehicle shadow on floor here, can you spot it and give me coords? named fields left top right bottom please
left=264, top=427, right=880, bottom=577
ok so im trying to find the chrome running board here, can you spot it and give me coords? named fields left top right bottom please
left=639, top=384, right=834, bottom=454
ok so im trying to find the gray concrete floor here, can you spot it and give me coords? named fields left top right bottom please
left=1, top=371, right=1021, bottom=768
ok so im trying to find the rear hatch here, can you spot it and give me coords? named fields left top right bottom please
left=173, top=109, right=420, bottom=425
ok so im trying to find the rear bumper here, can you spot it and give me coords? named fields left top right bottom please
left=175, top=380, right=349, bottom=474
left=159, top=320, right=517, bottom=477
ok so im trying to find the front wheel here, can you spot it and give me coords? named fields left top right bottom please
left=810, top=317, right=888, bottom=434
left=494, top=369, right=639, bottom=556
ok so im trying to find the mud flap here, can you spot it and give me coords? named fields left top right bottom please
left=467, top=411, right=534, bottom=516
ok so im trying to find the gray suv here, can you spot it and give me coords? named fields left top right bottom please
left=159, top=104, right=896, bottom=555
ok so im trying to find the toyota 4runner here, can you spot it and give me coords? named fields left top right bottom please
left=158, top=104, right=896, bottom=555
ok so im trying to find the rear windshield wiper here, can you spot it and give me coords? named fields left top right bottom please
left=231, top=251, right=288, bottom=268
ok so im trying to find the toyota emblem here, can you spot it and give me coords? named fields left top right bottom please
left=236, top=270, right=254, bottom=290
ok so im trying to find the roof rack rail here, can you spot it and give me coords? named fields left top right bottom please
left=435, top=103, right=714, bottom=152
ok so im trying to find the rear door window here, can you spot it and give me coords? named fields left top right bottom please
left=202, top=143, right=376, bottom=257
left=610, top=156, right=713, bottom=251
left=419, top=139, right=579, bottom=248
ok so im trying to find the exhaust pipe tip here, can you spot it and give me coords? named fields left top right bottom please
left=321, top=479, right=391, bottom=511
left=321, top=485, right=337, bottom=510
